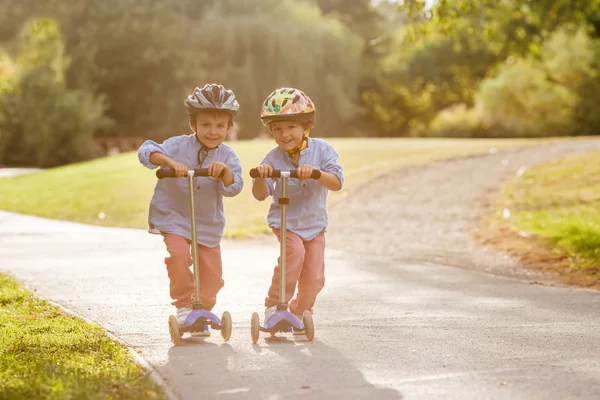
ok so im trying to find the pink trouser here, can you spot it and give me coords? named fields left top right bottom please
left=265, top=228, right=326, bottom=315
left=162, top=233, right=224, bottom=310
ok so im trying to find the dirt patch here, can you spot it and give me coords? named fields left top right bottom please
left=477, top=220, right=600, bottom=290
left=326, top=139, right=600, bottom=288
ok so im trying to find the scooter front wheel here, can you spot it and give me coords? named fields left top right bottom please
left=168, top=315, right=181, bottom=346
left=251, top=312, right=260, bottom=344
left=221, top=311, right=232, bottom=342
left=302, top=310, right=314, bottom=341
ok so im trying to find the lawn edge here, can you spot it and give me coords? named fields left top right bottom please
left=2, top=274, right=180, bottom=400
left=475, top=166, right=600, bottom=291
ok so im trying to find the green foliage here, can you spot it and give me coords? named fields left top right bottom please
left=368, top=2, right=600, bottom=138
left=427, top=103, right=488, bottom=138
left=192, top=0, right=363, bottom=138
left=0, top=0, right=363, bottom=148
left=0, top=0, right=199, bottom=141
left=315, top=0, right=385, bottom=41
left=0, top=18, right=109, bottom=167
left=542, top=26, right=596, bottom=88
left=364, top=27, right=497, bottom=135
left=400, top=0, right=600, bottom=57
left=475, top=58, right=576, bottom=137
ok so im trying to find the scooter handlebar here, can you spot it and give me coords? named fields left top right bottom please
left=249, top=168, right=321, bottom=180
left=156, top=168, right=224, bottom=179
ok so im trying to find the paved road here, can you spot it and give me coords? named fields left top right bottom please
left=1, top=141, right=600, bottom=399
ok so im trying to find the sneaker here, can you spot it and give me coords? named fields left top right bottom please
left=176, top=307, right=192, bottom=326
left=264, top=305, right=278, bottom=322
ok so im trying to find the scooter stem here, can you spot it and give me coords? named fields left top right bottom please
left=188, top=171, right=202, bottom=309
left=279, top=173, right=289, bottom=305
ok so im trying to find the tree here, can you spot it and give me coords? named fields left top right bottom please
left=363, top=25, right=497, bottom=135
left=189, top=0, right=363, bottom=139
left=0, top=19, right=109, bottom=167
left=398, top=0, right=600, bottom=57
left=0, top=0, right=200, bottom=140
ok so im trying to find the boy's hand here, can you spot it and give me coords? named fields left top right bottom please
left=208, top=161, right=229, bottom=179
left=297, top=164, right=314, bottom=180
left=255, top=164, right=274, bottom=179
left=168, top=160, right=189, bottom=177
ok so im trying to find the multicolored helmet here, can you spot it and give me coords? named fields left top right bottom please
left=185, top=84, right=239, bottom=116
left=260, top=88, right=316, bottom=126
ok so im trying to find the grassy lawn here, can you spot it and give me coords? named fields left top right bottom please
left=0, top=273, right=166, bottom=400
left=492, top=149, right=600, bottom=286
left=0, top=137, right=544, bottom=238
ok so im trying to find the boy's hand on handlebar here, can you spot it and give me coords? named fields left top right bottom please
left=255, top=164, right=273, bottom=178
left=208, top=161, right=229, bottom=179
left=168, top=160, right=189, bottom=177
left=297, top=164, right=315, bottom=180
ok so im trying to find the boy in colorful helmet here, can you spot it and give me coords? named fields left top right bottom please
left=138, top=84, right=244, bottom=334
left=252, top=88, right=344, bottom=323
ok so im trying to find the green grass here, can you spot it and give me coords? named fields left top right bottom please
left=501, top=149, right=600, bottom=274
left=0, top=137, right=544, bottom=238
left=0, top=273, right=166, bottom=400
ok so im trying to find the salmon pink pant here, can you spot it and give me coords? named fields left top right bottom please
left=265, top=228, right=326, bottom=316
left=162, top=233, right=223, bottom=310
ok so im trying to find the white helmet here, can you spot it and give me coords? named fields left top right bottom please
left=185, top=84, right=239, bottom=116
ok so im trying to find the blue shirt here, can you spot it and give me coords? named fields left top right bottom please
left=253, top=138, right=344, bottom=241
left=138, top=134, right=243, bottom=247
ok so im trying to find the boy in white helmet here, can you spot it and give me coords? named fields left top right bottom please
left=138, top=84, right=243, bottom=334
left=252, top=88, right=344, bottom=323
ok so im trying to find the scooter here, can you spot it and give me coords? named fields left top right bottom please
left=157, top=167, right=232, bottom=345
left=248, top=168, right=321, bottom=343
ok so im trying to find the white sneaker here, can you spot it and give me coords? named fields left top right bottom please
left=176, top=307, right=192, bottom=326
left=176, top=308, right=210, bottom=337
left=264, top=305, right=278, bottom=322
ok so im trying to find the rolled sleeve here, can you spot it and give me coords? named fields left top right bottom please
left=218, top=151, right=244, bottom=197
left=138, top=138, right=181, bottom=169
left=321, top=145, right=344, bottom=190
left=252, top=177, right=274, bottom=201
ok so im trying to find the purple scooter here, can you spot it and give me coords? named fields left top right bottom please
left=157, top=167, right=232, bottom=345
left=249, top=168, right=320, bottom=343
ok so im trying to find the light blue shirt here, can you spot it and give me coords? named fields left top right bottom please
left=138, top=134, right=243, bottom=247
left=253, top=138, right=344, bottom=241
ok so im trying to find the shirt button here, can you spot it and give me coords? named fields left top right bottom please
left=196, top=186, right=200, bottom=190
left=303, top=184, right=307, bottom=188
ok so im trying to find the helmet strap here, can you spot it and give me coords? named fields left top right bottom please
left=286, top=132, right=309, bottom=158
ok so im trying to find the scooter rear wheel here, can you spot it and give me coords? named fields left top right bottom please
left=251, top=312, right=260, bottom=344
left=302, top=310, right=314, bottom=341
left=221, top=311, right=232, bottom=342
left=168, top=315, right=181, bottom=346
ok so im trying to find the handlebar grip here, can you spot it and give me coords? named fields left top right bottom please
left=249, top=168, right=321, bottom=180
left=249, top=168, right=279, bottom=178
left=156, top=168, right=223, bottom=179
left=290, top=170, right=321, bottom=180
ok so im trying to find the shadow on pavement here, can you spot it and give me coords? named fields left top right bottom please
left=164, top=335, right=403, bottom=400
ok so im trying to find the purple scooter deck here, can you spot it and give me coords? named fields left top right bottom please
left=264, top=310, right=304, bottom=331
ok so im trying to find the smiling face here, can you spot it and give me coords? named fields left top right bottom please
left=269, top=120, right=310, bottom=152
left=191, top=110, right=232, bottom=149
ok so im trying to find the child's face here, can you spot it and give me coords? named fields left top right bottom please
left=270, top=121, right=307, bottom=152
left=194, top=112, right=230, bottom=149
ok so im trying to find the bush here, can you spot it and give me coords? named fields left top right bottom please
left=0, top=19, right=109, bottom=167
left=474, top=58, right=576, bottom=137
